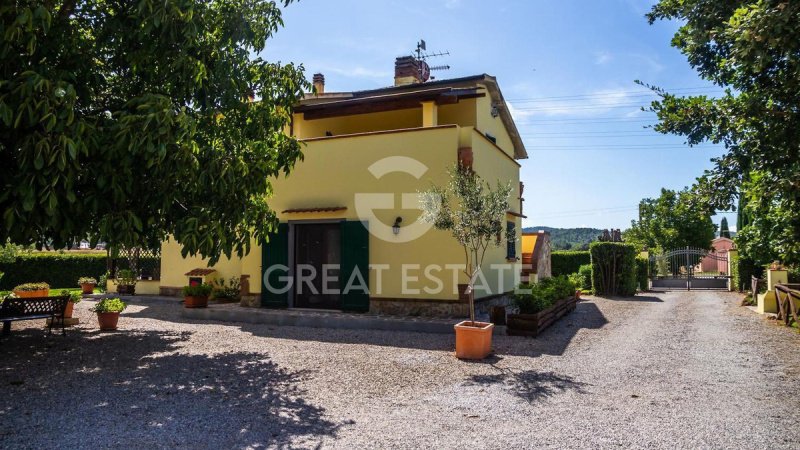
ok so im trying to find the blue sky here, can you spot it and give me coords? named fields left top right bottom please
left=262, top=0, right=736, bottom=232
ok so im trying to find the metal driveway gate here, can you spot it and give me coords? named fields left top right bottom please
left=649, top=246, right=730, bottom=290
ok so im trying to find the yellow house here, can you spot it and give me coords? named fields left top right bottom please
left=158, top=56, right=528, bottom=317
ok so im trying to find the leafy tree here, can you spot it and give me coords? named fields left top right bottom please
left=625, top=188, right=716, bottom=251
left=421, top=166, right=512, bottom=324
left=645, top=1, right=800, bottom=265
left=719, top=217, right=730, bottom=239
left=0, top=1, right=309, bottom=263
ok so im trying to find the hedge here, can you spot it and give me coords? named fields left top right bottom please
left=578, top=264, right=593, bottom=291
left=551, top=251, right=591, bottom=276
left=590, top=242, right=637, bottom=296
left=635, top=256, right=648, bottom=292
left=0, top=253, right=108, bottom=290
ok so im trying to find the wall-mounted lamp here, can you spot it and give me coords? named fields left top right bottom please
left=490, top=104, right=501, bottom=118
left=392, top=217, right=403, bottom=235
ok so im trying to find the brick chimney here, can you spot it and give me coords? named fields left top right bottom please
left=394, top=56, right=422, bottom=86
left=312, top=73, right=325, bottom=94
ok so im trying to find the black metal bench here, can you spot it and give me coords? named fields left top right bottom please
left=0, top=295, right=70, bottom=336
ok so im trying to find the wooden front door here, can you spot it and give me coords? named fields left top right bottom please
left=294, top=223, right=341, bottom=309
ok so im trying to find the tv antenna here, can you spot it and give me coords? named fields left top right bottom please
left=414, top=39, right=450, bottom=81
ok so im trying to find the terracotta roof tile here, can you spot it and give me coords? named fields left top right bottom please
left=185, top=268, right=217, bottom=276
left=281, top=207, right=347, bottom=214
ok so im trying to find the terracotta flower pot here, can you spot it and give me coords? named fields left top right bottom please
left=184, top=295, right=209, bottom=308
left=97, top=312, right=120, bottom=331
left=81, top=283, right=96, bottom=294
left=13, top=289, right=49, bottom=298
left=454, top=321, right=494, bottom=360
left=63, top=301, right=75, bottom=319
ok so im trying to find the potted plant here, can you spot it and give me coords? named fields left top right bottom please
left=12, top=282, right=50, bottom=298
left=78, top=277, right=97, bottom=294
left=90, top=298, right=127, bottom=330
left=421, top=165, right=513, bottom=360
left=183, top=283, right=213, bottom=308
left=115, top=269, right=137, bottom=295
left=59, top=289, right=82, bottom=319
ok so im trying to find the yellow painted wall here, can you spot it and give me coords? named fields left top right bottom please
left=475, top=93, right=515, bottom=158
left=107, top=279, right=162, bottom=296
left=159, top=238, right=244, bottom=291
left=439, top=98, right=477, bottom=128
left=273, top=126, right=465, bottom=300
left=471, top=129, right=522, bottom=296
left=293, top=108, right=421, bottom=139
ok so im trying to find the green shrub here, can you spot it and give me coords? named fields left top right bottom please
left=590, top=242, right=638, bottom=296
left=183, top=283, right=213, bottom=297
left=567, top=272, right=585, bottom=291
left=211, top=277, right=241, bottom=300
left=578, top=264, right=593, bottom=291
left=91, top=298, right=127, bottom=313
left=98, top=271, right=110, bottom=290
left=514, top=275, right=576, bottom=314
left=551, top=251, right=591, bottom=276
left=635, top=257, right=649, bottom=291
left=737, top=256, right=764, bottom=292
left=0, top=253, right=107, bottom=290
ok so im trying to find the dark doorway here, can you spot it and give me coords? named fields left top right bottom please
left=294, top=223, right=341, bottom=309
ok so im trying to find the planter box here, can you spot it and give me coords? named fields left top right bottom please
left=507, top=295, right=578, bottom=337
left=13, top=289, right=49, bottom=298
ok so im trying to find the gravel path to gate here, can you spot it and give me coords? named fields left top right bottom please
left=1, top=291, right=799, bottom=449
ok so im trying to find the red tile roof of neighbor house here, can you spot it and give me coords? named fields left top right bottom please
left=185, top=268, right=217, bottom=276
left=281, top=207, right=347, bottom=214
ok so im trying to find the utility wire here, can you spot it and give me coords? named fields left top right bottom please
left=505, top=86, right=721, bottom=102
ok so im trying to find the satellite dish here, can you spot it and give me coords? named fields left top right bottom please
left=419, top=60, right=431, bottom=82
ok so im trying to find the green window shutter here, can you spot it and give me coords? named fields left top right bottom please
left=340, top=220, right=370, bottom=312
left=261, top=223, right=289, bottom=308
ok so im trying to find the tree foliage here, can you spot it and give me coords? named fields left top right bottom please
left=0, top=1, right=309, bottom=263
left=625, top=188, right=716, bottom=251
left=421, top=166, right=512, bottom=323
left=645, top=0, right=800, bottom=265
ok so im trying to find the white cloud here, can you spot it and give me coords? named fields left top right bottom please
left=594, top=51, right=612, bottom=65
left=444, top=0, right=461, bottom=9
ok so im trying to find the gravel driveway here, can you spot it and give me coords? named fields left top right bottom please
left=1, top=290, right=799, bottom=449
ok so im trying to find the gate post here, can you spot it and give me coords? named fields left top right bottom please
left=727, top=248, right=737, bottom=292
left=686, top=246, right=691, bottom=291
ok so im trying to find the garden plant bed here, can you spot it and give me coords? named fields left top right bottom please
left=507, top=295, right=578, bottom=337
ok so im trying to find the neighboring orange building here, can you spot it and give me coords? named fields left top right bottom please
left=700, top=237, right=735, bottom=273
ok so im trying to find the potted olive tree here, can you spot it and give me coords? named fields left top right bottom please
left=421, top=165, right=512, bottom=360
left=78, top=277, right=97, bottom=294
left=91, top=298, right=127, bottom=330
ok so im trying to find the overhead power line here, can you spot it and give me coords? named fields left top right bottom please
left=505, top=86, right=721, bottom=103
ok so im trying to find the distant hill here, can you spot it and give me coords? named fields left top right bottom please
left=522, top=226, right=602, bottom=251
